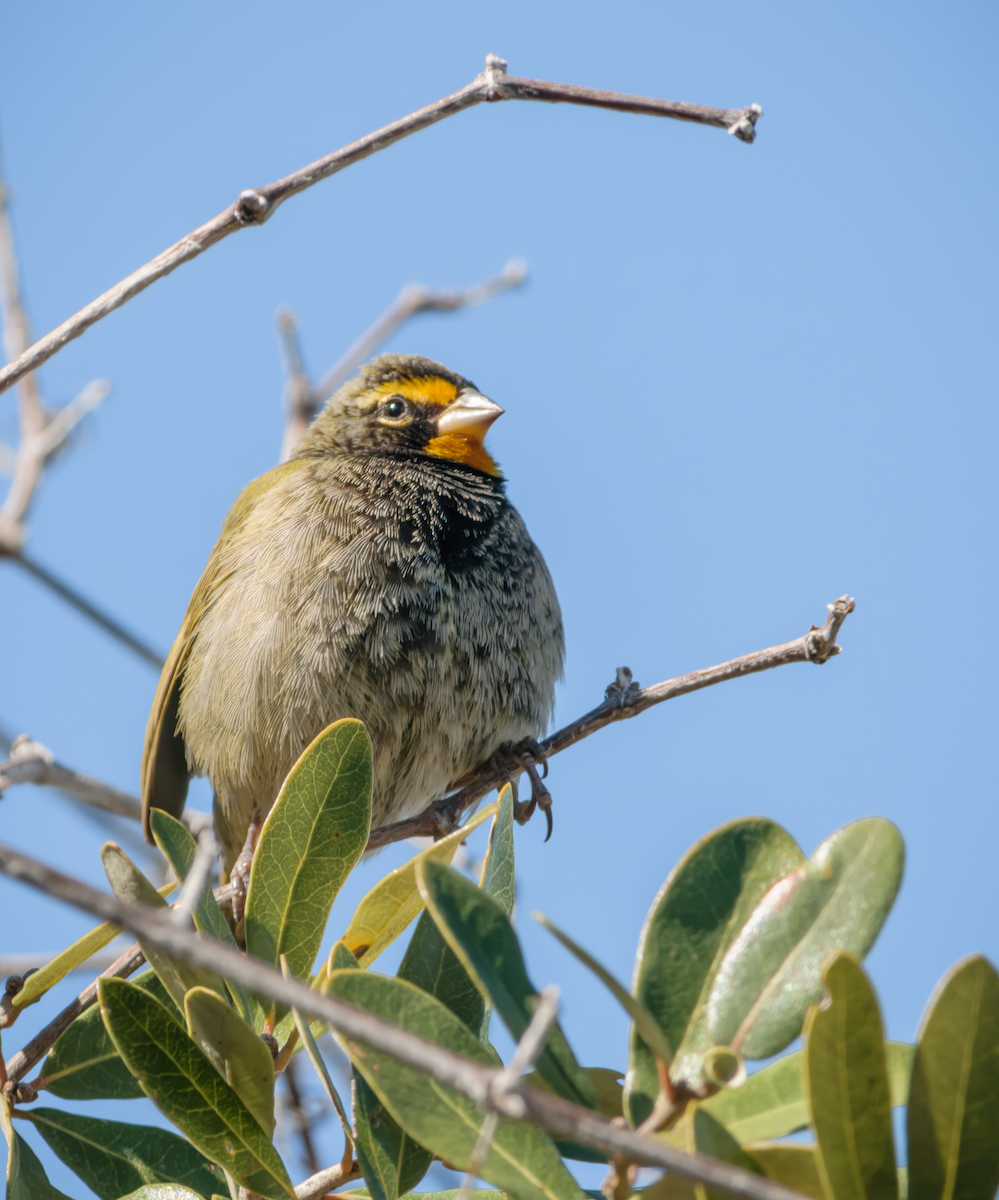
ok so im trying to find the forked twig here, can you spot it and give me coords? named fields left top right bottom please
left=0, top=56, right=761, bottom=400
left=278, top=258, right=527, bottom=460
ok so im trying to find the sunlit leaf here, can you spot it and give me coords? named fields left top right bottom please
left=184, top=986, right=276, bottom=1136
left=706, top=819, right=904, bottom=1062
left=245, top=719, right=372, bottom=987
left=24, top=1107, right=223, bottom=1200
left=803, top=953, right=897, bottom=1200
left=907, top=955, right=999, bottom=1200
left=417, top=858, right=597, bottom=1109
left=326, top=969, right=585, bottom=1200
left=626, top=818, right=803, bottom=1124
left=114, top=1187, right=207, bottom=1200
left=149, top=809, right=254, bottom=1025
left=97, top=977, right=293, bottom=1199
left=338, top=800, right=498, bottom=969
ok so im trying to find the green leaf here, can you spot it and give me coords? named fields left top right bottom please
left=149, top=810, right=255, bottom=1026
left=417, top=858, right=597, bottom=1109
left=184, top=987, right=276, bottom=1137
left=245, top=719, right=372, bottom=986
left=326, top=969, right=584, bottom=1200
left=520, top=1068, right=623, bottom=1162
left=24, top=1107, right=223, bottom=1200
left=534, top=913, right=673, bottom=1068
left=745, top=1143, right=825, bottom=1200
left=97, top=977, right=293, bottom=1199
left=1, top=1093, right=78, bottom=1200
left=339, top=801, right=498, bottom=969
left=626, top=818, right=804, bottom=1124
left=907, top=954, right=999, bottom=1200
left=100, top=843, right=226, bottom=1010
left=479, top=784, right=516, bottom=918
left=803, top=953, right=897, bottom=1200
left=706, top=818, right=904, bottom=1063
left=41, top=970, right=176, bottom=1101
left=352, top=1193, right=507, bottom=1200
left=355, top=1073, right=433, bottom=1200
left=700, top=1041, right=914, bottom=1145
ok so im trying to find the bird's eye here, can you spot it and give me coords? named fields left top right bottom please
left=381, top=397, right=407, bottom=420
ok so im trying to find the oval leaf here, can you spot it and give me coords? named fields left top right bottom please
left=803, top=953, right=897, bottom=1200
left=907, top=955, right=999, bottom=1200
left=339, top=800, right=498, bottom=969
left=97, top=977, right=293, bottom=1199
left=326, top=969, right=585, bottom=1200
left=706, top=818, right=903, bottom=1061
left=626, top=818, right=804, bottom=1123
left=115, top=1188, right=207, bottom=1200
left=417, top=858, right=597, bottom=1109
left=355, top=1072, right=433, bottom=1200
left=149, top=808, right=255, bottom=1025
left=184, top=986, right=276, bottom=1136
left=245, top=718, right=372, bottom=983
left=24, top=1107, right=224, bottom=1200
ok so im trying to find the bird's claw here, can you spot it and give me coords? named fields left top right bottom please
left=493, top=738, right=553, bottom=840
left=229, top=809, right=263, bottom=929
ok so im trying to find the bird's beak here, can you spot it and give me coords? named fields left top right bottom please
left=436, top=391, right=504, bottom=440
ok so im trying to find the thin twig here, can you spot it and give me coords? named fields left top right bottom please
left=0, top=735, right=211, bottom=835
left=368, top=595, right=856, bottom=848
left=0, top=842, right=806, bottom=1200
left=280, top=257, right=528, bottom=459
left=294, top=1159, right=361, bottom=1200
left=0, top=56, right=760, bottom=400
left=282, top=1054, right=322, bottom=1178
left=0, top=138, right=112, bottom=553
left=457, top=985, right=560, bottom=1200
left=7, top=553, right=165, bottom=668
left=5, top=941, right=145, bottom=1092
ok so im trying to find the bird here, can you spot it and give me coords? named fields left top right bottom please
left=140, top=354, right=564, bottom=874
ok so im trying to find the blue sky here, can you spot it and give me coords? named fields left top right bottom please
left=1, top=1, right=996, bottom=1193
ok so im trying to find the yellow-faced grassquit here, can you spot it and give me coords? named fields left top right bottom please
left=141, top=354, right=563, bottom=870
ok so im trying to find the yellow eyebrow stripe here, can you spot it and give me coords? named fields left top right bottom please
left=376, top=375, right=458, bottom=407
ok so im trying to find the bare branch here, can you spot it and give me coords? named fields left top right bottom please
left=368, top=595, right=856, bottom=849
left=0, top=57, right=760, bottom=400
left=294, top=1159, right=361, bottom=1200
left=5, top=553, right=165, bottom=668
left=0, top=734, right=210, bottom=834
left=279, top=258, right=527, bottom=461
left=5, top=941, right=145, bottom=1090
left=0, top=842, right=807, bottom=1200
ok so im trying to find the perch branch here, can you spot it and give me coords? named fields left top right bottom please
left=0, top=843, right=807, bottom=1200
left=368, top=595, right=856, bottom=849
left=8, top=553, right=166, bottom=668
left=0, top=56, right=761, bottom=400
left=280, top=258, right=527, bottom=460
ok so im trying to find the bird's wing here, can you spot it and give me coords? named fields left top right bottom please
left=140, top=460, right=306, bottom=841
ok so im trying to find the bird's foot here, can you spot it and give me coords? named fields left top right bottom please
left=229, top=810, right=264, bottom=928
left=496, top=738, right=554, bottom=842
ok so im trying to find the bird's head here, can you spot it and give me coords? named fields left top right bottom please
left=296, top=354, right=504, bottom=478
